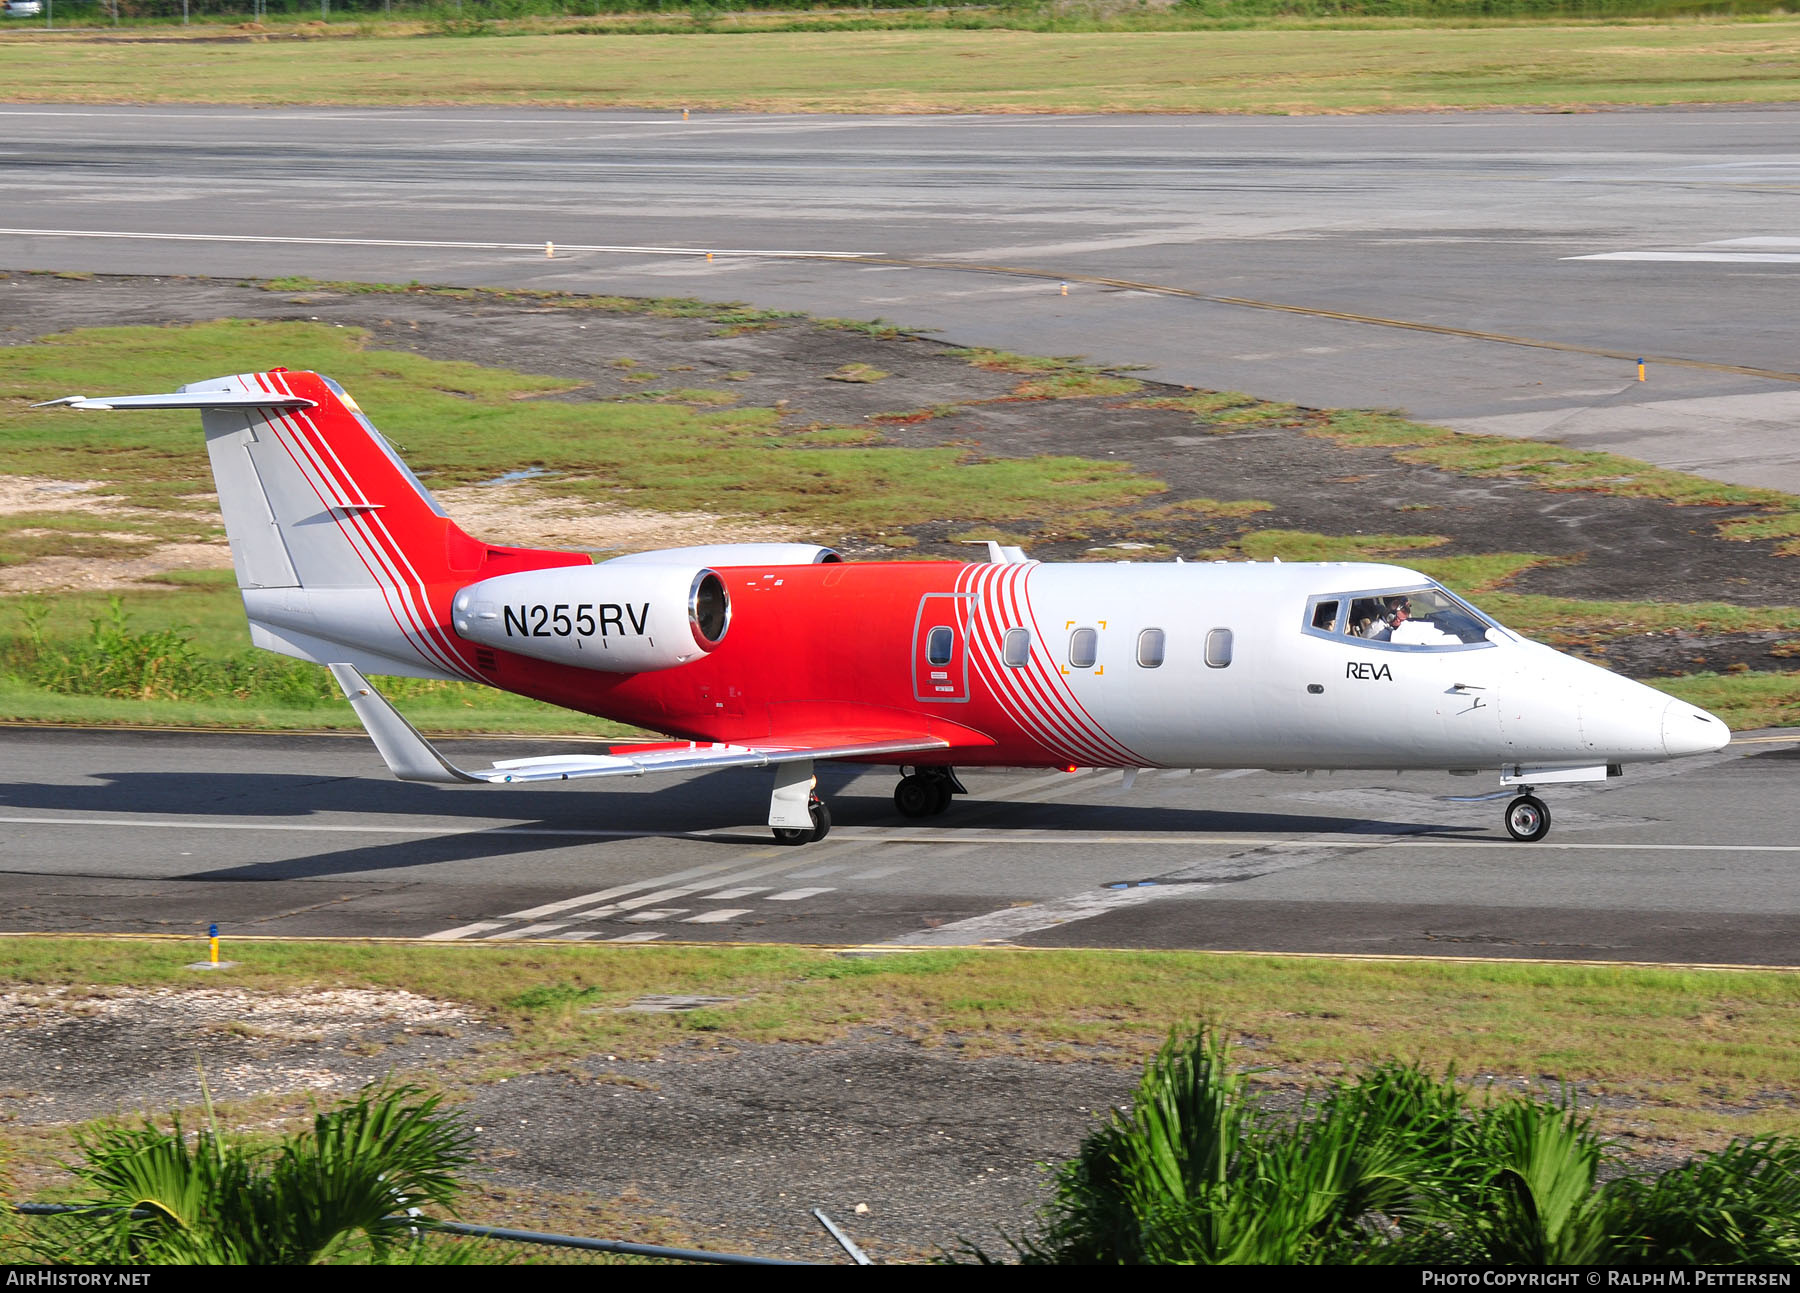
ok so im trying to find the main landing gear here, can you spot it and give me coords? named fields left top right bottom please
left=773, top=792, right=831, bottom=846
left=894, top=766, right=966, bottom=819
left=1504, top=789, right=1551, bottom=843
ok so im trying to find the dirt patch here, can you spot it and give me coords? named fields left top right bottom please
left=0, top=986, right=1732, bottom=1263
left=0, top=985, right=490, bottom=1130
left=4, top=271, right=1799, bottom=676
left=0, top=478, right=124, bottom=518
left=462, top=1034, right=1137, bottom=1262
left=0, top=982, right=1133, bottom=1261
left=430, top=486, right=802, bottom=554
left=0, top=543, right=233, bottom=595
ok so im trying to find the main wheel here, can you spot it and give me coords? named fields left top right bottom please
left=927, top=779, right=953, bottom=816
left=772, top=826, right=810, bottom=846
left=1504, top=794, right=1551, bottom=843
left=895, top=775, right=935, bottom=818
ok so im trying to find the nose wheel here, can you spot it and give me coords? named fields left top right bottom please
left=894, top=767, right=963, bottom=818
left=773, top=793, right=831, bottom=846
left=1504, top=792, right=1551, bottom=843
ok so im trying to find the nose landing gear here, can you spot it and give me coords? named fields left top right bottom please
left=1504, top=790, right=1551, bottom=843
left=895, top=766, right=965, bottom=818
left=773, top=792, right=831, bottom=846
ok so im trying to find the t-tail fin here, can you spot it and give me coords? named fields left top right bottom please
left=40, top=369, right=590, bottom=680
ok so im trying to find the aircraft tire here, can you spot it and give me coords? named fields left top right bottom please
left=895, top=776, right=935, bottom=818
left=927, top=780, right=953, bottom=816
left=772, top=826, right=810, bottom=846
left=1504, top=794, right=1551, bottom=843
left=809, top=798, right=832, bottom=843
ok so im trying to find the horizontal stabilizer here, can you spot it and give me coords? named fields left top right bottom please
left=33, top=392, right=316, bottom=412
left=328, top=665, right=951, bottom=786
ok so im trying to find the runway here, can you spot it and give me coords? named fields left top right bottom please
left=4, top=727, right=1796, bottom=964
left=3, top=105, right=1797, bottom=965
left=3, top=106, right=1799, bottom=490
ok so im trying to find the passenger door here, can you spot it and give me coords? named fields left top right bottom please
left=912, top=593, right=971, bottom=703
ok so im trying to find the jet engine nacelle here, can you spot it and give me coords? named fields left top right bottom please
left=452, top=564, right=729, bottom=673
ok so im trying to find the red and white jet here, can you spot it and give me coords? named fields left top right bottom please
left=42, top=369, right=1729, bottom=844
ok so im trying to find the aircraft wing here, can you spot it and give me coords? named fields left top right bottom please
left=328, top=664, right=951, bottom=785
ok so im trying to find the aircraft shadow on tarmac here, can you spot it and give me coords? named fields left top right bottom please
left=3, top=768, right=1474, bottom=884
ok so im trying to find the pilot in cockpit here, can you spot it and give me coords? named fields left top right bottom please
left=1330, top=587, right=1496, bottom=648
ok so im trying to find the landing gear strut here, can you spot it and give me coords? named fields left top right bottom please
left=774, top=793, right=831, bottom=846
left=895, top=766, right=964, bottom=818
left=1504, top=790, right=1551, bottom=843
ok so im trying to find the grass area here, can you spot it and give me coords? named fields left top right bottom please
left=1, top=319, right=1159, bottom=530
left=6, top=296, right=1799, bottom=729
left=15, top=2, right=1800, bottom=41
left=0, top=314, right=1155, bottom=729
left=1646, top=669, right=1800, bottom=732
left=1, top=936, right=1796, bottom=1152
left=1130, top=389, right=1303, bottom=427
left=0, top=576, right=643, bottom=733
left=3, top=21, right=1800, bottom=113
left=1311, top=409, right=1792, bottom=510
left=1308, top=409, right=1800, bottom=557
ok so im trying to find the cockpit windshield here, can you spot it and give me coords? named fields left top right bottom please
left=1305, top=584, right=1500, bottom=650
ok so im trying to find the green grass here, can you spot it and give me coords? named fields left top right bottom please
left=1130, top=390, right=1303, bottom=427
left=1, top=319, right=1161, bottom=533
left=1649, top=671, right=1800, bottom=732
left=1313, top=410, right=1792, bottom=508
left=0, top=316, right=1157, bottom=729
left=4, top=22, right=1800, bottom=113
left=7, top=301, right=1799, bottom=729
left=1, top=937, right=1797, bottom=1150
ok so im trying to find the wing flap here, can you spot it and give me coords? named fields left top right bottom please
left=328, top=665, right=950, bottom=785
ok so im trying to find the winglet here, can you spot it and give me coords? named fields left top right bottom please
left=328, top=664, right=481, bottom=784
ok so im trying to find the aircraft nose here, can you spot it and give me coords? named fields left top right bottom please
left=1662, top=698, right=1731, bottom=757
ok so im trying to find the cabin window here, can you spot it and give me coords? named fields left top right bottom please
left=1136, top=628, right=1166, bottom=669
left=1311, top=600, right=1340, bottom=632
left=927, top=626, right=954, bottom=666
left=1002, top=627, right=1032, bottom=668
left=1205, top=627, right=1233, bottom=669
left=1068, top=627, right=1098, bottom=670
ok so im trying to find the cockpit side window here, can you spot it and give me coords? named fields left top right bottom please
left=1305, top=584, right=1499, bottom=651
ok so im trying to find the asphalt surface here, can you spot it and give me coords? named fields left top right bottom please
left=2, top=104, right=1798, bottom=967
left=4, top=726, right=1796, bottom=965
left=3, top=106, right=1799, bottom=490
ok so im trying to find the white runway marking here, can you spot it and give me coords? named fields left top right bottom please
left=707, top=887, right=770, bottom=900
left=1570, top=252, right=1800, bottom=264
left=888, top=884, right=1185, bottom=947
left=603, top=932, right=664, bottom=943
left=767, top=887, right=835, bottom=902
left=624, top=909, right=686, bottom=923
left=7, top=816, right=1800, bottom=852
left=501, top=855, right=785, bottom=921
left=683, top=909, right=753, bottom=924
left=1569, top=236, right=1800, bottom=264
left=616, top=887, right=704, bottom=911
left=420, top=921, right=508, bottom=941
left=0, top=227, right=877, bottom=260
left=487, top=922, right=570, bottom=941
